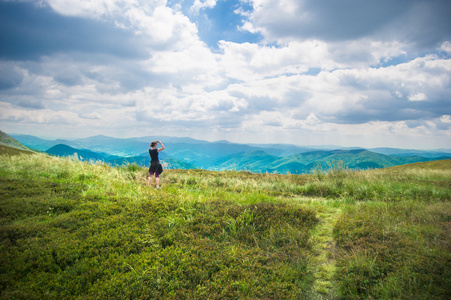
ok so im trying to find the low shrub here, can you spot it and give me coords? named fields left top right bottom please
left=333, top=202, right=451, bottom=299
left=1, top=153, right=450, bottom=299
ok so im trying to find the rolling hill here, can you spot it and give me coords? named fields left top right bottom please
left=369, top=147, right=451, bottom=158
left=211, top=148, right=448, bottom=174
left=212, top=150, right=279, bottom=172
left=45, top=143, right=196, bottom=170
left=0, top=130, right=33, bottom=151
left=10, top=134, right=318, bottom=160
left=45, top=144, right=113, bottom=161
left=8, top=132, right=451, bottom=174
left=107, top=154, right=197, bottom=170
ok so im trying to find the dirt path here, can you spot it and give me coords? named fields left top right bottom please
left=308, top=204, right=342, bottom=299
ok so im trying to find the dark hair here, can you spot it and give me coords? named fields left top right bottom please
left=150, top=141, right=157, bottom=148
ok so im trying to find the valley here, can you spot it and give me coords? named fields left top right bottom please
left=10, top=133, right=451, bottom=174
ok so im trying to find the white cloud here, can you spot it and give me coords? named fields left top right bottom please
left=44, top=0, right=201, bottom=52
left=125, top=5, right=201, bottom=49
left=190, top=0, right=217, bottom=13
left=147, top=43, right=219, bottom=76
left=79, top=112, right=102, bottom=120
left=45, top=0, right=127, bottom=18
left=1, top=0, right=450, bottom=148
left=408, top=93, right=427, bottom=102
left=440, top=41, right=451, bottom=53
left=440, top=115, right=451, bottom=124
left=218, top=40, right=334, bottom=80
left=0, top=102, right=79, bottom=124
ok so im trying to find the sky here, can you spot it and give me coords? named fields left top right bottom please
left=1, top=0, right=451, bottom=149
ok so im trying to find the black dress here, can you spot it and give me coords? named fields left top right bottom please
left=149, top=149, right=163, bottom=174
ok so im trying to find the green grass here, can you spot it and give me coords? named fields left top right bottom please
left=0, top=144, right=35, bottom=157
left=0, top=148, right=450, bottom=299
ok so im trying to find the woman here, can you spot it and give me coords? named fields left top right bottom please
left=148, top=140, right=165, bottom=188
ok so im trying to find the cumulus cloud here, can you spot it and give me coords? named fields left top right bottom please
left=218, top=40, right=334, bottom=79
left=300, top=56, right=451, bottom=123
left=0, top=0, right=450, bottom=149
left=245, top=0, right=451, bottom=47
left=191, top=0, right=218, bottom=13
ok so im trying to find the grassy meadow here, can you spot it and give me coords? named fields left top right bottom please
left=0, top=147, right=450, bottom=299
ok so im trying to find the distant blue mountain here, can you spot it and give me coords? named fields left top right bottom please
left=45, top=143, right=195, bottom=170
left=11, top=133, right=451, bottom=174
left=45, top=144, right=109, bottom=161
left=211, top=148, right=450, bottom=174
left=108, top=155, right=196, bottom=170
left=369, top=147, right=451, bottom=158
left=10, top=134, right=58, bottom=151
left=212, top=150, right=278, bottom=172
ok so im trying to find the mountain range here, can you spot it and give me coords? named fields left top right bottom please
left=7, top=132, right=451, bottom=174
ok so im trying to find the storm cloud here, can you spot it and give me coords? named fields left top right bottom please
left=0, top=2, right=146, bottom=60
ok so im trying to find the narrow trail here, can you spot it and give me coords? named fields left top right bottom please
left=308, top=205, right=342, bottom=299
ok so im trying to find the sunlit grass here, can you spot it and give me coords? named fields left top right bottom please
left=1, top=152, right=450, bottom=299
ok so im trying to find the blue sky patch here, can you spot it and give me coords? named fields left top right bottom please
left=194, top=0, right=262, bottom=48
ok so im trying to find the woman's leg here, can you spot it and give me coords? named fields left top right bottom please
left=148, top=171, right=154, bottom=186
left=155, top=172, right=161, bottom=188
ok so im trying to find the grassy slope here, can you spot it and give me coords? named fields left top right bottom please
left=0, top=131, right=33, bottom=152
left=0, top=145, right=35, bottom=156
left=0, top=147, right=450, bottom=299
